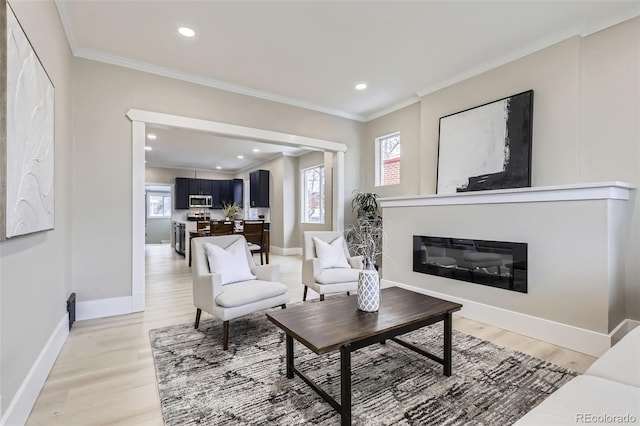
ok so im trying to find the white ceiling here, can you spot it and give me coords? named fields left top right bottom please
left=55, top=0, right=640, bottom=171
left=144, top=126, right=311, bottom=172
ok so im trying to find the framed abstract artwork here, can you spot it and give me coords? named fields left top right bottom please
left=436, top=90, right=533, bottom=194
left=1, top=1, right=55, bottom=240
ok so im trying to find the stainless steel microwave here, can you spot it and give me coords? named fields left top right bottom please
left=189, top=195, right=213, bottom=208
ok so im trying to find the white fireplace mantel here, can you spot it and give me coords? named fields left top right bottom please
left=379, top=180, right=635, bottom=356
left=379, top=181, right=634, bottom=208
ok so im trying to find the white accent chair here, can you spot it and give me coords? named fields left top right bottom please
left=191, top=234, right=289, bottom=350
left=302, top=231, right=363, bottom=301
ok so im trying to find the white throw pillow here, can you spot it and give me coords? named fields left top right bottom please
left=313, top=236, right=350, bottom=269
left=205, top=239, right=256, bottom=285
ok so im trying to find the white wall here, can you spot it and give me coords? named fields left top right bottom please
left=146, top=166, right=232, bottom=184
left=369, top=18, right=640, bottom=325
left=282, top=156, right=299, bottom=249
left=362, top=102, right=421, bottom=199
left=72, top=59, right=362, bottom=302
left=235, top=157, right=290, bottom=250
left=0, top=0, right=72, bottom=418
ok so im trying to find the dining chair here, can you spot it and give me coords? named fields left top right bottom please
left=243, top=220, right=266, bottom=265
left=210, top=221, right=234, bottom=236
left=196, top=221, right=210, bottom=232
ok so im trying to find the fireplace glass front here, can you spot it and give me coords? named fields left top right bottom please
left=413, top=236, right=527, bottom=293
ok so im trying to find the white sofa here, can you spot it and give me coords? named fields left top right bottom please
left=515, top=326, right=640, bottom=425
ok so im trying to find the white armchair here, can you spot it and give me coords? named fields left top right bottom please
left=191, top=234, right=289, bottom=350
left=302, top=231, right=363, bottom=301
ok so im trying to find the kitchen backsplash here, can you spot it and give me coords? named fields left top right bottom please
left=172, top=207, right=270, bottom=223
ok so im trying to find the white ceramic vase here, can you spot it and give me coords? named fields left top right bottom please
left=357, top=264, right=380, bottom=312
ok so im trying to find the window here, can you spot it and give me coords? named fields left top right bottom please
left=375, top=132, right=401, bottom=186
left=302, top=165, right=325, bottom=223
left=147, top=194, right=171, bottom=218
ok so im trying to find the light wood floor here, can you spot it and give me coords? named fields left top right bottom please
left=26, top=244, right=596, bottom=425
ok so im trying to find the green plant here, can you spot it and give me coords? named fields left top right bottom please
left=222, top=202, right=241, bottom=219
left=351, top=191, right=381, bottom=222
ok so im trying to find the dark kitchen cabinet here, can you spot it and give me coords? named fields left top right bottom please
left=211, top=180, right=222, bottom=208
left=232, top=179, right=244, bottom=205
left=188, top=178, right=212, bottom=196
left=199, top=179, right=212, bottom=196
left=212, top=179, right=243, bottom=208
left=176, top=177, right=244, bottom=210
left=188, top=178, right=200, bottom=196
left=220, top=180, right=232, bottom=206
left=249, top=170, right=269, bottom=207
left=175, top=178, right=190, bottom=210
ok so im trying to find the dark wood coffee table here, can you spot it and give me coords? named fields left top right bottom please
left=266, top=286, right=462, bottom=425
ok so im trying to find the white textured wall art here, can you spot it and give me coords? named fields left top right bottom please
left=2, top=4, right=54, bottom=239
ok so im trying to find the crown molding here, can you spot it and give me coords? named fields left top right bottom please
left=416, top=28, right=582, bottom=98
left=55, top=1, right=639, bottom=124
left=579, top=3, right=640, bottom=36
left=54, top=0, right=78, bottom=52
left=144, top=163, right=236, bottom=175
left=73, top=48, right=367, bottom=122
left=367, top=8, right=640, bottom=120
left=365, top=97, right=421, bottom=122
left=416, top=9, right=640, bottom=98
left=237, top=152, right=288, bottom=174
left=55, top=0, right=365, bottom=122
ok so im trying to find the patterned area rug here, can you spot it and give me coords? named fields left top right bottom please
left=149, top=308, right=576, bottom=425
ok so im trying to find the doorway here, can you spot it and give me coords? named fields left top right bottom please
left=127, top=110, right=347, bottom=313
left=145, top=185, right=172, bottom=244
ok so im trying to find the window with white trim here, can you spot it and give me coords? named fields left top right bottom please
left=301, top=165, right=325, bottom=223
left=147, top=193, right=172, bottom=218
left=375, top=132, right=401, bottom=186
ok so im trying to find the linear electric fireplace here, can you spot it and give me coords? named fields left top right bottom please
left=413, top=236, right=528, bottom=293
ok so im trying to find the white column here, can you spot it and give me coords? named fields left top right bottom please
left=131, top=120, right=145, bottom=312
left=333, top=151, right=345, bottom=232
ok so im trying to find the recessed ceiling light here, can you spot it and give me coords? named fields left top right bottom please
left=355, top=82, right=367, bottom=90
left=178, top=27, right=195, bottom=38
left=252, top=148, right=260, bottom=153
left=147, top=133, right=157, bottom=140
left=237, top=155, right=244, bottom=159
left=216, top=166, right=222, bottom=170
left=144, top=146, right=152, bottom=151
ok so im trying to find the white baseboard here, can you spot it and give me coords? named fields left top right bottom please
left=270, top=246, right=302, bottom=256
left=76, top=296, right=135, bottom=321
left=382, top=279, right=617, bottom=357
left=131, top=291, right=145, bottom=313
left=0, top=315, right=69, bottom=426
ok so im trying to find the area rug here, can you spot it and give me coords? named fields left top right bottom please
left=149, top=308, right=576, bottom=425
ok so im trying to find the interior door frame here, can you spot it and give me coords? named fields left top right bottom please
left=127, top=109, right=347, bottom=312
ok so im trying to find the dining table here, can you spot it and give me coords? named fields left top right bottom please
left=188, top=226, right=269, bottom=266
